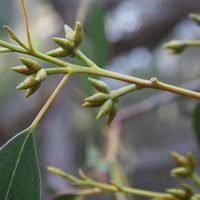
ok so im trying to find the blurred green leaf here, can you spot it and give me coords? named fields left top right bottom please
left=110, top=161, right=135, bottom=200
left=193, top=102, right=200, bottom=149
left=88, top=0, right=109, bottom=68
left=53, top=193, right=80, bottom=200
left=0, top=127, right=40, bottom=200
left=0, top=1, right=11, bottom=38
left=53, top=188, right=81, bottom=200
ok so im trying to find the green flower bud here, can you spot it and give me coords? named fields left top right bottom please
left=84, top=93, right=109, bottom=104
left=16, top=74, right=38, bottom=90
left=25, top=83, right=41, bottom=98
left=74, top=22, right=84, bottom=47
left=183, top=183, right=194, bottom=198
left=193, top=194, right=200, bottom=200
left=163, top=40, right=185, bottom=54
left=107, top=102, right=118, bottom=125
left=82, top=101, right=103, bottom=108
left=167, top=189, right=186, bottom=199
left=64, top=24, right=74, bottom=42
left=64, top=24, right=73, bottom=34
left=88, top=78, right=110, bottom=94
left=189, top=13, right=200, bottom=26
left=53, top=37, right=74, bottom=50
left=171, top=152, right=188, bottom=166
left=46, top=47, right=70, bottom=57
left=97, top=99, right=113, bottom=119
left=187, top=153, right=196, bottom=171
left=11, top=65, right=34, bottom=75
left=20, top=57, right=41, bottom=72
left=35, top=69, right=47, bottom=82
left=171, top=167, right=191, bottom=178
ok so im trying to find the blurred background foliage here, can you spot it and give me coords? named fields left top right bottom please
left=1, top=0, right=200, bottom=199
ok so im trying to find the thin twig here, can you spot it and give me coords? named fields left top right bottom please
left=30, top=73, right=71, bottom=128
left=48, top=167, right=176, bottom=200
left=20, top=0, right=33, bottom=51
left=114, top=79, right=200, bottom=123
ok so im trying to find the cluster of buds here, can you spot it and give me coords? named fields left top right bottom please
left=82, top=78, right=118, bottom=125
left=163, top=40, right=186, bottom=54
left=167, top=183, right=194, bottom=200
left=46, top=22, right=84, bottom=57
left=11, top=57, right=46, bottom=98
left=171, top=152, right=196, bottom=178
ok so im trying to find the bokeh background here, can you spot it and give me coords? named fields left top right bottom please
left=1, top=0, right=200, bottom=199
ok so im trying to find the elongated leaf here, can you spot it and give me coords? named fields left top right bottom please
left=88, top=0, right=109, bottom=68
left=193, top=102, right=200, bottom=150
left=53, top=193, right=80, bottom=200
left=53, top=188, right=81, bottom=200
left=0, top=127, right=40, bottom=200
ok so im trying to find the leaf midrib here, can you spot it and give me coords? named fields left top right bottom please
left=5, top=130, right=31, bottom=200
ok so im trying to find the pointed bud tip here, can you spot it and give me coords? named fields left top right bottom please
left=16, top=83, right=25, bottom=90
left=75, top=21, right=82, bottom=30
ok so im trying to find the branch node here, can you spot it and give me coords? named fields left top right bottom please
left=150, top=77, right=159, bottom=84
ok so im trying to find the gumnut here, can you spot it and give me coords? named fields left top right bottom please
left=171, top=167, right=191, bottom=178
left=11, top=65, right=34, bottom=75
left=20, top=57, right=41, bottom=72
left=96, top=99, right=114, bottom=119
left=171, top=152, right=188, bottom=167
left=74, top=22, right=84, bottom=47
left=82, top=101, right=104, bottom=108
left=163, top=40, right=185, bottom=54
left=16, top=74, right=38, bottom=90
left=25, top=83, right=41, bottom=98
left=167, top=188, right=186, bottom=199
left=88, top=78, right=110, bottom=94
left=84, top=93, right=109, bottom=104
left=64, top=24, right=74, bottom=42
left=183, top=183, right=194, bottom=198
left=46, top=47, right=70, bottom=57
left=53, top=37, right=74, bottom=50
left=107, top=102, right=118, bottom=125
left=35, top=69, right=47, bottom=82
left=187, top=153, right=196, bottom=171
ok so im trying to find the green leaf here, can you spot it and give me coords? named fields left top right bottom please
left=0, top=127, right=41, bottom=200
left=53, top=193, right=80, bottom=200
left=193, top=102, right=200, bottom=149
left=88, top=0, right=109, bottom=68
left=53, top=189, right=81, bottom=200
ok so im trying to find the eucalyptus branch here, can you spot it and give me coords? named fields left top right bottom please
left=3, top=34, right=200, bottom=101
left=73, top=48, right=99, bottom=69
left=0, top=40, right=27, bottom=54
left=163, top=13, right=200, bottom=54
left=1, top=24, right=200, bottom=101
left=47, top=167, right=176, bottom=200
left=163, top=40, right=200, bottom=54
left=110, top=84, right=142, bottom=100
left=0, top=48, right=12, bottom=53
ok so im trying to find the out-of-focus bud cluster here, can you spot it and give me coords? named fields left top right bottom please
left=167, top=183, right=194, bottom=200
left=171, top=152, right=196, bottom=178
left=82, top=78, right=118, bottom=125
left=163, top=40, right=186, bottom=54
left=46, top=22, right=84, bottom=57
left=11, top=57, right=46, bottom=98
